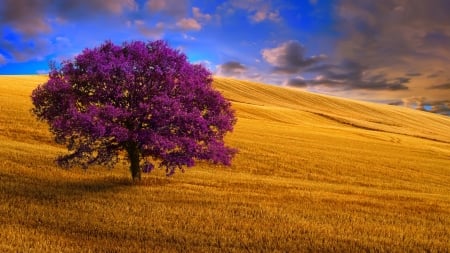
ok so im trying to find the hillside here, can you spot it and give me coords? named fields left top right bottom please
left=1, top=75, right=450, bottom=252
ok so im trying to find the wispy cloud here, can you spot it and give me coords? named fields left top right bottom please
left=226, top=0, right=282, bottom=23
left=192, top=7, right=212, bottom=23
left=0, top=53, right=6, bottom=65
left=135, top=21, right=165, bottom=39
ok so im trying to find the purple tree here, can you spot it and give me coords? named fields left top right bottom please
left=32, top=40, right=237, bottom=180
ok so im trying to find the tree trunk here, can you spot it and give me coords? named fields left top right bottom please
left=126, top=142, right=141, bottom=181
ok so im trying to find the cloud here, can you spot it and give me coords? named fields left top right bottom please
left=0, top=0, right=137, bottom=36
left=0, top=0, right=51, bottom=36
left=0, top=37, right=51, bottom=62
left=216, top=61, right=247, bottom=77
left=401, top=97, right=450, bottom=115
left=271, top=0, right=448, bottom=107
left=58, top=0, right=137, bottom=16
left=193, top=60, right=212, bottom=69
left=406, top=72, right=421, bottom=77
left=146, top=0, right=188, bottom=18
left=176, top=18, right=201, bottom=31
left=251, top=10, right=281, bottom=23
left=182, top=33, right=196, bottom=41
left=36, top=69, right=49, bottom=74
left=227, top=0, right=281, bottom=23
left=430, top=101, right=450, bottom=115
left=135, top=21, right=165, bottom=38
left=427, top=70, right=445, bottom=79
left=283, top=77, right=307, bottom=88
left=402, top=96, right=426, bottom=110
left=283, top=60, right=409, bottom=91
left=0, top=53, right=6, bottom=65
left=335, top=0, right=450, bottom=85
left=192, top=7, right=212, bottom=22
left=261, top=40, right=409, bottom=92
left=429, top=83, right=450, bottom=90
left=262, top=41, right=326, bottom=74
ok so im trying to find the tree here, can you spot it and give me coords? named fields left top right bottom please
left=32, top=40, right=237, bottom=180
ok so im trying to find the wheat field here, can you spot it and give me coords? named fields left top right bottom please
left=1, top=75, right=450, bottom=252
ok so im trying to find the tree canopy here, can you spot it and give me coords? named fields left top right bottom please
left=32, top=40, right=237, bottom=180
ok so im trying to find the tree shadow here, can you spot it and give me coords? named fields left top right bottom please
left=0, top=170, right=171, bottom=205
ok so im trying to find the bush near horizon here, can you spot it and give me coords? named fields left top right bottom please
left=31, top=40, right=237, bottom=180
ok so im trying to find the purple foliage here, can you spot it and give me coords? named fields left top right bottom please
left=142, top=162, right=154, bottom=173
left=31, top=40, right=237, bottom=180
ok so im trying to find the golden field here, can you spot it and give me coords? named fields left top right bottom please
left=1, top=75, right=450, bottom=252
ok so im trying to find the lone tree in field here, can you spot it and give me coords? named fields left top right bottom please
left=32, top=40, right=237, bottom=180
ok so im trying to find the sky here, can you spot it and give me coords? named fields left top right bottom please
left=1, top=0, right=449, bottom=115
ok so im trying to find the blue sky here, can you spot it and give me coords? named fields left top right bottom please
left=1, top=0, right=449, bottom=114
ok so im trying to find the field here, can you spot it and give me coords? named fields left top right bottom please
left=1, top=75, right=450, bottom=252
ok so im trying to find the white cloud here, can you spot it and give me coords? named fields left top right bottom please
left=36, top=69, right=49, bottom=74
left=194, top=60, right=212, bottom=69
left=182, top=33, right=196, bottom=40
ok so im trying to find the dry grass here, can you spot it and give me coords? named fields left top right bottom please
left=1, top=75, right=450, bottom=252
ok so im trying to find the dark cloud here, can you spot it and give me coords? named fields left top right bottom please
left=0, top=37, right=51, bottom=62
left=216, top=61, right=247, bottom=77
left=262, top=40, right=326, bottom=74
left=305, top=60, right=409, bottom=91
left=429, top=101, right=450, bottom=116
left=0, top=0, right=50, bottom=36
left=279, top=0, right=450, bottom=104
left=336, top=0, right=450, bottom=83
left=388, top=100, right=404, bottom=106
left=406, top=72, right=422, bottom=77
left=427, top=70, right=445, bottom=79
left=307, top=60, right=363, bottom=81
left=337, top=0, right=450, bottom=62
left=56, top=0, right=136, bottom=20
left=360, top=76, right=409, bottom=91
left=402, top=97, right=450, bottom=116
left=283, top=77, right=307, bottom=88
left=0, top=0, right=136, bottom=62
left=0, top=0, right=136, bottom=36
left=429, top=83, right=450, bottom=90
